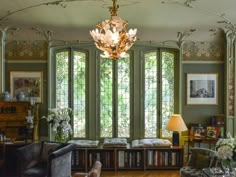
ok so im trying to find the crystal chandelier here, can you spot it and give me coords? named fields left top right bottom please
left=90, top=0, right=137, bottom=59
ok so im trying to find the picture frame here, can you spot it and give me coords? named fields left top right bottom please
left=10, top=71, right=43, bottom=103
left=186, top=73, right=218, bottom=105
left=206, top=126, right=220, bottom=139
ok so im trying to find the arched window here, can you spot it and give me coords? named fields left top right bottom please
left=50, top=45, right=178, bottom=140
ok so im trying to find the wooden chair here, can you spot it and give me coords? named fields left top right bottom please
left=73, top=161, right=102, bottom=177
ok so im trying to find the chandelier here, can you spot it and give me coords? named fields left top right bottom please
left=90, top=0, right=137, bottom=59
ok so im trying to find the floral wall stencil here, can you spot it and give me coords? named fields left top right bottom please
left=182, top=42, right=224, bottom=61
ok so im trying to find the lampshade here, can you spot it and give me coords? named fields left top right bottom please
left=90, top=0, right=137, bottom=59
left=166, top=114, right=188, bottom=132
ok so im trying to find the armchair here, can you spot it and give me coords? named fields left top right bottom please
left=16, top=141, right=76, bottom=177
left=180, top=147, right=216, bottom=177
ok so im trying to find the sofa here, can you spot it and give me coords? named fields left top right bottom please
left=180, top=147, right=216, bottom=177
left=16, top=141, right=76, bottom=177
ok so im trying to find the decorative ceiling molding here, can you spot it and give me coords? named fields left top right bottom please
left=0, top=0, right=103, bottom=23
left=31, top=27, right=53, bottom=42
left=0, top=26, right=19, bottom=38
left=162, top=0, right=236, bottom=36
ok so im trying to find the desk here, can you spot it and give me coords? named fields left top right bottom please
left=0, top=141, right=29, bottom=176
left=188, top=137, right=218, bottom=148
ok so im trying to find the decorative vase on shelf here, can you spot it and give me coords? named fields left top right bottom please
left=16, top=92, right=25, bottom=101
left=2, top=91, right=10, bottom=101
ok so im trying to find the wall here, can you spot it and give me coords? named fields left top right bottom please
left=181, top=41, right=225, bottom=128
left=3, top=38, right=227, bottom=139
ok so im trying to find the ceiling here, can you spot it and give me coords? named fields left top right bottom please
left=1, top=0, right=236, bottom=42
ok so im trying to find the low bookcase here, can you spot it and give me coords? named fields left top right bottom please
left=71, top=146, right=183, bottom=171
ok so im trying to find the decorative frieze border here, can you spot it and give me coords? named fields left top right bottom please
left=5, top=41, right=48, bottom=60
left=182, top=42, right=224, bottom=61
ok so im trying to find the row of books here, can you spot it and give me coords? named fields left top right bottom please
left=71, top=150, right=86, bottom=167
left=88, top=151, right=114, bottom=168
left=71, top=148, right=183, bottom=169
left=118, top=151, right=142, bottom=168
left=72, top=150, right=115, bottom=168
left=147, top=150, right=181, bottom=167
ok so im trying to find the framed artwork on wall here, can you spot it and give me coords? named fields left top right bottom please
left=186, top=73, right=218, bottom=105
left=10, top=71, right=43, bottom=103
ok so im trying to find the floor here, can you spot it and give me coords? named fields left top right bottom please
left=73, top=170, right=180, bottom=177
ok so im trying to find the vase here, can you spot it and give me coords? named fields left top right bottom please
left=55, top=127, right=66, bottom=143
left=222, top=159, right=232, bottom=175
left=16, top=92, right=25, bottom=101
left=2, top=91, right=10, bottom=101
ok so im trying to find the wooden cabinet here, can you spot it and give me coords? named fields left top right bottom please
left=0, top=101, right=38, bottom=142
left=71, top=146, right=183, bottom=171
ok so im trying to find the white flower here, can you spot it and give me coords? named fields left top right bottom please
left=42, top=107, right=73, bottom=139
left=216, top=145, right=233, bottom=160
left=216, top=134, right=236, bottom=161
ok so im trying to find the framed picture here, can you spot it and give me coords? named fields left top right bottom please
left=186, top=73, right=218, bottom=105
left=10, top=71, right=43, bottom=103
left=206, top=126, right=220, bottom=139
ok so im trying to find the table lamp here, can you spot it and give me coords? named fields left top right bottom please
left=166, top=114, right=188, bottom=146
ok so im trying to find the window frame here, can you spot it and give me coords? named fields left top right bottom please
left=48, top=44, right=179, bottom=140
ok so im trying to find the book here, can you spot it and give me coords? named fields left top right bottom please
left=118, top=151, right=125, bottom=168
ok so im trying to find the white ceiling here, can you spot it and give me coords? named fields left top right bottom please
left=0, top=0, right=236, bottom=42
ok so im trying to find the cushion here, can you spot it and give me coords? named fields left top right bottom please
left=22, top=162, right=47, bottom=177
left=40, top=142, right=60, bottom=162
left=68, top=140, right=99, bottom=148
left=103, top=138, right=127, bottom=148
left=132, top=138, right=172, bottom=148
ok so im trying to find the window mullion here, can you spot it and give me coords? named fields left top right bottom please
left=113, top=60, right=118, bottom=137
left=69, top=48, right=74, bottom=109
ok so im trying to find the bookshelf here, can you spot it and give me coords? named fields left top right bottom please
left=71, top=146, right=183, bottom=171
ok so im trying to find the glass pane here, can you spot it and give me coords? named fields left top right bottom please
left=161, top=51, right=174, bottom=137
left=117, top=56, right=130, bottom=137
left=100, top=58, right=113, bottom=137
left=56, top=51, right=69, bottom=108
left=144, top=52, right=158, bottom=137
left=73, top=51, right=86, bottom=138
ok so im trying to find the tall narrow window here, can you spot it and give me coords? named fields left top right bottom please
left=56, top=51, right=69, bottom=108
left=161, top=51, right=174, bottom=137
left=100, top=59, right=113, bottom=137
left=55, top=49, right=86, bottom=138
left=144, top=50, right=175, bottom=138
left=73, top=51, right=86, bottom=137
left=99, top=56, right=131, bottom=138
left=117, top=58, right=130, bottom=137
left=144, top=52, right=158, bottom=137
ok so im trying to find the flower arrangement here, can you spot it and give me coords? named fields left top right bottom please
left=216, top=133, right=236, bottom=168
left=42, top=107, right=73, bottom=142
